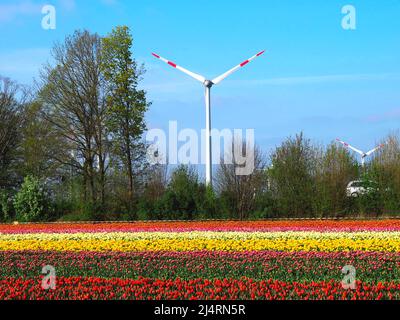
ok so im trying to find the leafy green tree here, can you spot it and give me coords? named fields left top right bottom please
left=315, top=142, right=359, bottom=217
left=0, top=189, right=13, bottom=221
left=356, top=170, right=383, bottom=216
left=162, top=166, right=200, bottom=220
left=13, top=175, right=51, bottom=222
left=370, top=133, right=400, bottom=214
left=101, top=26, right=150, bottom=210
left=197, top=185, right=219, bottom=219
left=269, top=133, right=319, bottom=217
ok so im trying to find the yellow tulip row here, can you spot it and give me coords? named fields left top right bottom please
left=0, top=231, right=399, bottom=252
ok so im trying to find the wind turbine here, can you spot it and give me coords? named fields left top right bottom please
left=336, top=138, right=385, bottom=167
left=152, top=50, right=265, bottom=186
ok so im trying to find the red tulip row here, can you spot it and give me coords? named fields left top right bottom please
left=0, top=250, right=398, bottom=282
left=1, top=277, right=399, bottom=300
left=2, top=220, right=400, bottom=233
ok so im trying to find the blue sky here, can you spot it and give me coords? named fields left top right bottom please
left=1, top=0, right=400, bottom=165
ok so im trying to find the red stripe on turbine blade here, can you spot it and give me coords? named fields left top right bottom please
left=240, top=60, right=249, bottom=67
left=151, top=53, right=160, bottom=58
left=256, top=50, right=265, bottom=56
left=168, top=61, right=177, bottom=68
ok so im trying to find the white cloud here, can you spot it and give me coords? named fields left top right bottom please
left=223, top=73, right=400, bottom=87
left=58, top=0, right=76, bottom=12
left=365, top=108, right=400, bottom=123
left=0, top=0, right=42, bottom=23
left=141, top=66, right=400, bottom=99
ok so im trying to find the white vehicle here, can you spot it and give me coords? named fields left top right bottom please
left=346, top=180, right=377, bottom=197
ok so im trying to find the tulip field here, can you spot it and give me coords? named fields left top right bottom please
left=0, top=220, right=400, bottom=300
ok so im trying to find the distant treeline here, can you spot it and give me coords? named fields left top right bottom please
left=1, top=26, right=400, bottom=222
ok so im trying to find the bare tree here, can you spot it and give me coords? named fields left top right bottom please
left=0, top=77, right=26, bottom=187
left=39, top=30, right=109, bottom=207
left=144, top=163, right=168, bottom=202
left=215, top=139, right=268, bottom=220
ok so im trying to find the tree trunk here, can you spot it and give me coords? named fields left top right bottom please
left=124, top=117, right=134, bottom=205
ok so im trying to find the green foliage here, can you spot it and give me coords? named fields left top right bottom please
left=161, top=166, right=200, bottom=220
left=13, top=176, right=51, bottom=222
left=0, top=189, right=13, bottom=222
left=137, top=166, right=221, bottom=220
left=197, top=185, right=219, bottom=219
left=79, top=202, right=105, bottom=221
left=19, top=100, right=64, bottom=180
left=269, top=133, right=318, bottom=217
left=268, top=134, right=362, bottom=218
left=314, top=142, right=359, bottom=217
left=252, top=190, right=279, bottom=219
left=57, top=210, right=93, bottom=222
left=101, top=25, right=149, bottom=139
left=368, top=134, right=400, bottom=214
left=137, top=196, right=167, bottom=221
left=101, top=26, right=150, bottom=206
left=356, top=171, right=384, bottom=216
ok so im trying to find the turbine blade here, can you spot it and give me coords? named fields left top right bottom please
left=151, top=53, right=206, bottom=83
left=365, top=143, right=385, bottom=156
left=211, top=50, right=265, bottom=85
left=336, top=138, right=364, bottom=155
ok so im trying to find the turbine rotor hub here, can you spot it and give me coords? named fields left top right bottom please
left=204, top=80, right=214, bottom=88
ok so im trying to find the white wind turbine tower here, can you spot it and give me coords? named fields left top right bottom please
left=336, top=138, right=385, bottom=167
left=152, top=50, right=265, bottom=186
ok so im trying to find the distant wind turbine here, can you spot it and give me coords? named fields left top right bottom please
left=336, top=138, right=385, bottom=167
left=152, top=50, right=265, bottom=186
